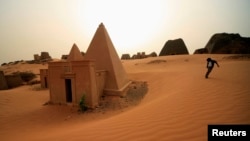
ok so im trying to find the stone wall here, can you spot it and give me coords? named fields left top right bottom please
left=0, top=71, right=8, bottom=90
left=5, top=74, right=23, bottom=88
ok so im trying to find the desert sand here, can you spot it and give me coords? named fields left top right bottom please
left=0, top=54, right=249, bottom=141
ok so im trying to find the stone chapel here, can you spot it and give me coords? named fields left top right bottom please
left=40, top=23, right=130, bottom=108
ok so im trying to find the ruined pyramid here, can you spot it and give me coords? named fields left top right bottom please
left=67, top=43, right=84, bottom=61
left=84, top=23, right=130, bottom=93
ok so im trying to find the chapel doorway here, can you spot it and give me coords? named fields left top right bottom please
left=65, top=79, right=72, bottom=102
left=44, top=77, right=48, bottom=88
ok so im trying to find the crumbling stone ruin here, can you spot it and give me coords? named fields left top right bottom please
left=132, top=52, right=147, bottom=59
left=147, top=52, right=157, bottom=57
left=159, top=38, right=189, bottom=56
left=61, top=55, right=68, bottom=60
left=33, top=52, right=52, bottom=62
left=40, top=52, right=51, bottom=60
left=0, top=71, right=23, bottom=90
left=0, top=70, right=37, bottom=90
left=98, top=81, right=148, bottom=110
left=34, top=54, right=40, bottom=61
left=194, top=33, right=250, bottom=54
left=0, top=71, right=8, bottom=90
left=5, top=74, right=23, bottom=88
left=121, top=52, right=157, bottom=60
left=121, top=54, right=130, bottom=60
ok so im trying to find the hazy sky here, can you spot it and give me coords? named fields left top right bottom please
left=0, top=0, right=249, bottom=64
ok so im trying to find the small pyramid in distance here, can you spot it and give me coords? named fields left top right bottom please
left=67, top=43, right=84, bottom=61
left=84, top=23, right=129, bottom=91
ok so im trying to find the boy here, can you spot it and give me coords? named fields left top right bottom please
left=205, top=58, right=219, bottom=78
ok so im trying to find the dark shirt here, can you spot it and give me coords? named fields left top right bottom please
left=207, top=60, right=218, bottom=68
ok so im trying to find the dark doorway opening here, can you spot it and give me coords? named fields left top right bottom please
left=65, top=79, right=72, bottom=102
left=44, top=77, right=48, bottom=88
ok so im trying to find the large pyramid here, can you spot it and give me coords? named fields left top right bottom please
left=159, top=38, right=189, bottom=56
left=67, top=43, right=84, bottom=61
left=84, top=23, right=129, bottom=91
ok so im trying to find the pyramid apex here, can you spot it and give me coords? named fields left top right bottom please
left=99, top=22, right=104, bottom=27
left=67, top=43, right=84, bottom=61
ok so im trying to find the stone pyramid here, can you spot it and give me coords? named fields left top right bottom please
left=84, top=23, right=129, bottom=91
left=67, top=43, right=84, bottom=61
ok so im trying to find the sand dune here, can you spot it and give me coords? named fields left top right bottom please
left=0, top=54, right=249, bottom=141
